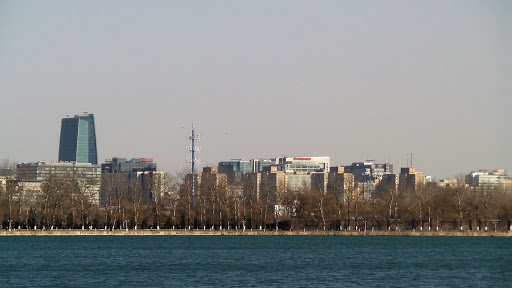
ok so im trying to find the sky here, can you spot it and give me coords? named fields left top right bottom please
left=1, top=1, right=511, bottom=179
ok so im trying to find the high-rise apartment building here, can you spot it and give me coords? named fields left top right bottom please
left=398, top=167, right=425, bottom=192
left=58, top=113, right=98, bottom=164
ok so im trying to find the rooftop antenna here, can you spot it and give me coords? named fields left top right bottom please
left=411, top=153, right=413, bottom=168
left=186, top=124, right=200, bottom=206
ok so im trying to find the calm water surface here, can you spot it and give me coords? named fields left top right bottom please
left=0, top=236, right=510, bottom=287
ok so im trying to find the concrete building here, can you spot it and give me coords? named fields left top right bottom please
left=285, top=174, right=312, bottom=192
left=243, top=172, right=261, bottom=202
left=398, top=167, right=425, bottom=192
left=101, top=157, right=156, bottom=173
left=16, top=161, right=101, bottom=204
left=17, top=161, right=101, bottom=183
left=241, top=157, right=330, bottom=194
left=261, top=166, right=286, bottom=198
left=465, top=170, right=511, bottom=191
left=0, top=176, right=8, bottom=193
left=251, top=159, right=278, bottom=173
left=436, top=179, right=458, bottom=188
left=243, top=165, right=286, bottom=201
left=58, top=113, right=98, bottom=164
left=100, top=157, right=163, bottom=206
left=184, top=167, right=228, bottom=203
left=341, top=162, right=393, bottom=198
left=274, top=156, right=330, bottom=192
left=500, top=179, right=512, bottom=191
left=343, top=162, right=393, bottom=183
left=277, top=156, right=330, bottom=174
left=185, top=173, right=202, bottom=193
left=380, top=173, right=400, bottom=194
left=311, top=173, right=328, bottom=193
left=0, top=168, right=13, bottom=177
left=326, top=166, right=355, bottom=196
left=218, top=159, right=252, bottom=184
left=198, top=167, right=228, bottom=199
left=310, top=167, right=357, bottom=197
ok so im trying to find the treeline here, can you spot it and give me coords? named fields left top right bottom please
left=1, top=169, right=512, bottom=231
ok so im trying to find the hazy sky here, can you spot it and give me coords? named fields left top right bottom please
left=1, top=1, right=511, bottom=179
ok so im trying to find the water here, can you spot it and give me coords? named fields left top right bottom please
left=0, top=236, right=510, bottom=287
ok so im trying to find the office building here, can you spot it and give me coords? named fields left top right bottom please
left=100, top=157, right=162, bottom=206
left=285, top=173, right=312, bottom=192
left=58, top=113, right=98, bottom=164
left=218, top=159, right=252, bottom=184
left=277, top=156, right=330, bottom=174
left=465, top=170, right=511, bottom=191
left=16, top=161, right=101, bottom=204
left=343, top=162, right=393, bottom=183
left=251, top=158, right=278, bottom=173
left=339, top=162, right=392, bottom=198
left=435, top=179, right=458, bottom=188
left=101, top=157, right=157, bottom=173
left=243, top=165, right=286, bottom=201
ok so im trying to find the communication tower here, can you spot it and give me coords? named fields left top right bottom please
left=186, top=124, right=200, bottom=205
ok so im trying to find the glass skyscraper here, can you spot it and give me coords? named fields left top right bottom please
left=58, top=113, right=98, bottom=164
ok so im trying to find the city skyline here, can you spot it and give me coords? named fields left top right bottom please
left=1, top=1, right=510, bottom=179
left=5, top=114, right=508, bottom=182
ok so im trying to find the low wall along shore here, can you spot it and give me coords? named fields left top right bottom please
left=0, top=229, right=510, bottom=237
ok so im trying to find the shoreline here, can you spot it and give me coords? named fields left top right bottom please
left=0, top=229, right=510, bottom=237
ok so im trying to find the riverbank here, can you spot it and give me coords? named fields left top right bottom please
left=0, top=229, right=510, bottom=237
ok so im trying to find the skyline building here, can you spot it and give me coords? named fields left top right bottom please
left=277, top=156, right=330, bottom=174
left=58, top=113, right=98, bottom=164
left=101, top=157, right=156, bottom=173
left=100, top=157, right=163, bottom=207
left=218, top=159, right=252, bottom=184
left=16, top=161, right=101, bottom=204
left=465, top=170, right=511, bottom=191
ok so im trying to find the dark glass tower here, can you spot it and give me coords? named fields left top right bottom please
left=58, top=113, right=98, bottom=164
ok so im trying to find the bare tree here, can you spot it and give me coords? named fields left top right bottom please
left=311, top=180, right=327, bottom=231
left=450, top=186, right=469, bottom=231
left=424, top=184, right=440, bottom=231
left=295, top=188, right=317, bottom=229
left=344, top=177, right=356, bottom=230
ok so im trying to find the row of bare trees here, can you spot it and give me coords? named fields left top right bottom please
left=1, top=164, right=511, bottom=231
